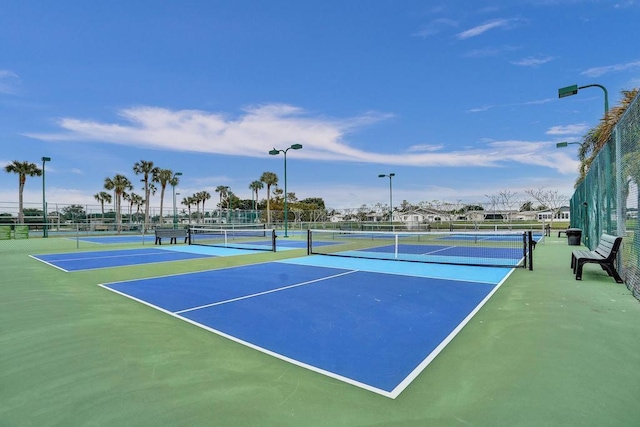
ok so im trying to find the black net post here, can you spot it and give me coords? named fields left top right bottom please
left=270, top=229, right=277, bottom=252
left=522, top=232, right=527, bottom=269
left=528, top=231, right=533, bottom=271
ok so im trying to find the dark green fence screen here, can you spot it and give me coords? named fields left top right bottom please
left=570, top=92, right=640, bottom=299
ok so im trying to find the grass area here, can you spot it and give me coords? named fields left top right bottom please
left=2, top=235, right=640, bottom=426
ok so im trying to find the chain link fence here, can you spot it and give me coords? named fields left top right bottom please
left=570, top=92, right=640, bottom=299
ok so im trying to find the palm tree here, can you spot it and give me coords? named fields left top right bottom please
left=577, top=89, right=639, bottom=186
left=4, top=161, right=42, bottom=223
left=133, top=160, right=159, bottom=229
left=153, top=168, right=174, bottom=224
left=260, top=172, right=278, bottom=225
left=200, top=191, right=211, bottom=223
left=249, top=180, right=264, bottom=223
left=131, top=193, right=145, bottom=224
left=215, top=186, right=228, bottom=223
left=168, top=174, right=180, bottom=224
left=124, top=191, right=143, bottom=225
left=122, top=191, right=131, bottom=224
left=192, top=192, right=202, bottom=223
left=104, top=174, right=133, bottom=233
left=181, top=196, right=195, bottom=225
left=93, top=191, right=112, bottom=219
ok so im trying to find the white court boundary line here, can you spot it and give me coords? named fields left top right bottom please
left=30, top=248, right=214, bottom=272
left=175, top=270, right=358, bottom=314
left=99, top=261, right=514, bottom=399
left=28, top=254, right=69, bottom=272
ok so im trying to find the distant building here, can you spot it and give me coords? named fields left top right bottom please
left=537, top=206, right=570, bottom=221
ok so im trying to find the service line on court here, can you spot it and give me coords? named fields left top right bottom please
left=174, top=269, right=358, bottom=315
left=420, top=245, right=456, bottom=256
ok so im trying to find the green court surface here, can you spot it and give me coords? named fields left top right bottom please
left=2, top=235, right=640, bottom=426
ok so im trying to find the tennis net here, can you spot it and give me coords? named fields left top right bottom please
left=189, top=227, right=276, bottom=252
left=307, top=229, right=537, bottom=268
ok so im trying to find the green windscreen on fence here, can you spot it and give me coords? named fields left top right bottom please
left=0, top=226, right=10, bottom=240
left=570, top=91, right=640, bottom=299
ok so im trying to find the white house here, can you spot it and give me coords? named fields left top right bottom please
left=537, top=206, right=571, bottom=222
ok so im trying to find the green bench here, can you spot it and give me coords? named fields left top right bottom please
left=570, top=233, right=623, bottom=283
left=154, top=228, right=188, bottom=245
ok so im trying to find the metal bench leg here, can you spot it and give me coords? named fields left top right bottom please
left=601, top=264, right=624, bottom=283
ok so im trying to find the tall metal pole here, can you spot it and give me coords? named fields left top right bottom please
left=172, top=184, right=176, bottom=225
left=284, top=151, right=288, bottom=237
left=252, top=190, right=256, bottom=223
left=580, top=84, right=609, bottom=114
left=378, top=173, right=395, bottom=229
left=229, top=188, right=232, bottom=224
left=172, top=172, right=182, bottom=226
left=269, top=144, right=303, bottom=237
left=42, top=157, right=51, bottom=238
left=389, top=175, right=393, bottom=225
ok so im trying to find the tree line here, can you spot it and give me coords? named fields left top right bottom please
left=2, top=158, right=327, bottom=228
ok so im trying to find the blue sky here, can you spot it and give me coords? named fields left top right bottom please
left=1, top=0, right=639, bottom=211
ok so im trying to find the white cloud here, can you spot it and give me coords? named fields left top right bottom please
left=467, top=98, right=553, bottom=113
left=456, top=19, right=514, bottom=40
left=27, top=104, right=576, bottom=172
left=406, top=144, right=444, bottom=152
left=0, top=70, right=20, bottom=95
left=614, top=1, right=636, bottom=9
left=463, top=45, right=521, bottom=58
left=546, top=123, right=589, bottom=135
left=511, top=56, right=554, bottom=66
left=467, top=105, right=493, bottom=113
left=581, top=60, right=640, bottom=77
left=412, top=18, right=458, bottom=37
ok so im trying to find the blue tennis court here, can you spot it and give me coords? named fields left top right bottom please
left=74, top=235, right=152, bottom=244
left=100, top=257, right=513, bottom=398
left=329, top=244, right=525, bottom=267
left=31, top=247, right=222, bottom=272
left=437, top=232, right=544, bottom=242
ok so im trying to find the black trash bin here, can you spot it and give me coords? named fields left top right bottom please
left=566, top=228, right=582, bottom=246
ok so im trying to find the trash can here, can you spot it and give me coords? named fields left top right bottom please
left=566, top=228, right=582, bottom=246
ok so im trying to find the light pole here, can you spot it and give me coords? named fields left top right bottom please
left=269, top=143, right=303, bottom=237
left=378, top=173, right=395, bottom=228
left=172, top=172, right=182, bottom=227
left=42, top=156, right=51, bottom=237
left=559, top=83, right=611, bottom=236
left=556, top=141, right=582, bottom=149
left=228, top=188, right=233, bottom=224
left=558, top=83, right=609, bottom=114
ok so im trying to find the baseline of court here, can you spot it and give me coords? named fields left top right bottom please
left=100, top=257, right=512, bottom=398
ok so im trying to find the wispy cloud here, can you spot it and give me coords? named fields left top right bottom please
left=406, top=144, right=444, bottom=152
left=581, top=60, right=640, bottom=77
left=467, top=105, right=494, bottom=113
left=467, top=98, right=554, bottom=113
left=546, top=123, right=589, bottom=135
left=412, top=18, right=458, bottom=37
left=614, top=1, right=636, bottom=8
left=511, top=55, right=554, bottom=66
left=26, top=104, right=577, bottom=172
left=463, top=45, right=521, bottom=58
left=0, top=70, right=20, bottom=95
left=456, top=19, right=514, bottom=40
